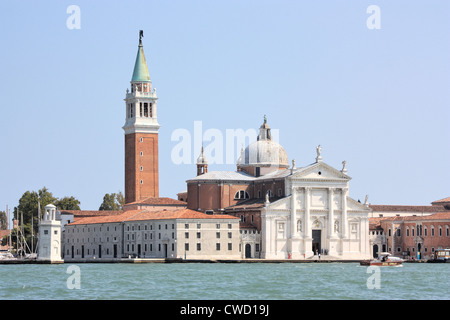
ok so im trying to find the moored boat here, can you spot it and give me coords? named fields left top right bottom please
left=360, top=252, right=403, bottom=266
left=428, top=248, right=450, bottom=263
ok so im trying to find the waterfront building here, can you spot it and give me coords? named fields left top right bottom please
left=368, top=204, right=450, bottom=260
left=186, top=118, right=372, bottom=260
left=37, top=204, right=63, bottom=263
left=64, top=208, right=240, bottom=260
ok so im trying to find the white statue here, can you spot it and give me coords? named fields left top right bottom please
left=316, top=145, right=322, bottom=162
left=316, top=145, right=322, bottom=157
left=341, top=160, right=347, bottom=173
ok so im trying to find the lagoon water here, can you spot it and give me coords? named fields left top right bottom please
left=0, top=262, right=448, bottom=300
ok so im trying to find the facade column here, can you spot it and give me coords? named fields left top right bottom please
left=328, top=187, right=334, bottom=238
left=290, top=186, right=296, bottom=237
left=341, top=187, right=348, bottom=238
left=305, top=187, right=311, bottom=238
left=303, top=187, right=313, bottom=257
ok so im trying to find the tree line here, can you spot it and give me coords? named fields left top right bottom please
left=0, top=187, right=124, bottom=253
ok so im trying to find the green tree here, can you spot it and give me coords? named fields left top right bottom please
left=99, top=192, right=124, bottom=210
left=0, top=211, right=7, bottom=230
left=55, top=196, right=81, bottom=210
left=12, top=187, right=81, bottom=253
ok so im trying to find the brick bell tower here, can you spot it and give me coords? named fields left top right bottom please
left=123, top=30, right=160, bottom=204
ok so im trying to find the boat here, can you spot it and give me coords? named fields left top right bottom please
left=428, top=248, right=450, bottom=263
left=360, top=252, right=403, bottom=266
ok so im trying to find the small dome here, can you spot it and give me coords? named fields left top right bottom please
left=197, top=147, right=208, bottom=164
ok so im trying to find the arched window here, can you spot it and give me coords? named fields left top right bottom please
left=234, top=190, right=250, bottom=200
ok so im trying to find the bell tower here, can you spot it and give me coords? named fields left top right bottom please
left=123, top=30, right=160, bottom=204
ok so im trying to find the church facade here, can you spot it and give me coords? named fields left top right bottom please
left=186, top=119, right=372, bottom=260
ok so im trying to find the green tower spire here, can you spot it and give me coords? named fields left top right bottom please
left=131, top=30, right=151, bottom=82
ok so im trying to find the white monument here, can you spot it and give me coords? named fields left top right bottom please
left=37, top=204, right=63, bottom=263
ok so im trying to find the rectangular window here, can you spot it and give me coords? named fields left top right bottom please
left=185, top=243, right=189, bottom=251
left=216, top=243, right=221, bottom=251
left=228, top=232, right=232, bottom=239
left=197, top=243, right=201, bottom=251
left=197, top=232, right=201, bottom=239
left=216, top=232, right=220, bottom=239
left=228, top=243, right=232, bottom=251
left=185, top=232, right=189, bottom=239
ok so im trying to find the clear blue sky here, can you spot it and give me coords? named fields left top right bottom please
left=0, top=0, right=449, bottom=212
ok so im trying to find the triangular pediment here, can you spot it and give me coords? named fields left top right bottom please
left=347, top=197, right=371, bottom=212
left=291, top=162, right=351, bottom=181
left=265, top=196, right=291, bottom=210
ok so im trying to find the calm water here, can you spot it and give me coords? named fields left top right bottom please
left=0, top=262, right=448, bottom=300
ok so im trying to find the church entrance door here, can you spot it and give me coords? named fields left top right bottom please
left=373, top=244, right=379, bottom=258
left=245, top=244, right=251, bottom=258
left=312, top=230, right=321, bottom=254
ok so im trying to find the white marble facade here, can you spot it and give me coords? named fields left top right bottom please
left=261, top=160, right=371, bottom=260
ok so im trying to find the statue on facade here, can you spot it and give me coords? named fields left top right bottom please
left=316, top=145, right=322, bottom=162
left=341, top=160, right=347, bottom=173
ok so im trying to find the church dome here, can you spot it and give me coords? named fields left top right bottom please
left=238, top=116, right=289, bottom=169
left=240, top=140, right=289, bottom=168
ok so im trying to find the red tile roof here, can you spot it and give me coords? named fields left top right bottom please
left=432, top=197, right=450, bottom=204
left=60, top=210, right=124, bottom=217
left=124, top=197, right=187, bottom=206
left=68, top=208, right=239, bottom=226
left=369, top=211, right=450, bottom=229
left=369, top=205, right=448, bottom=213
